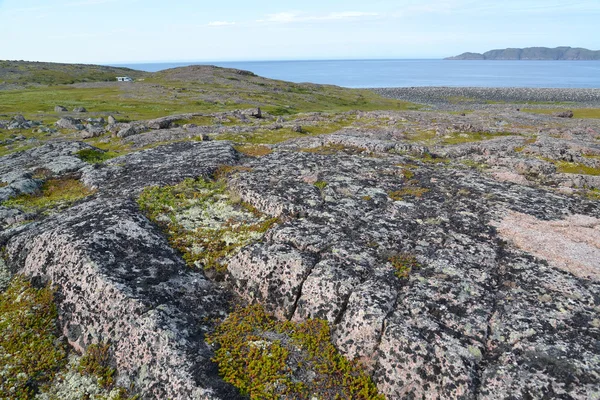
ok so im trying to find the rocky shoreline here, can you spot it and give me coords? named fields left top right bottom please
left=372, top=87, right=600, bottom=108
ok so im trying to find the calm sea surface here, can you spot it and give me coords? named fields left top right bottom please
left=110, top=59, right=600, bottom=89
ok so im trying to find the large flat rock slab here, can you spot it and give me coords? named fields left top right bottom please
left=2, top=199, right=241, bottom=399
left=82, top=141, right=238, bottom=196
left=225, top=150, right=600, bottom=399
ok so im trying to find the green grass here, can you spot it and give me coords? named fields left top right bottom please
left=0, top=68, right=418, bottom=123
left=206, top=304, right=385, bottom=400
left=521, top=108, right=600, bottom=119
left=0, top=276, right=67, bottom=399
left=2, top=178, right=95, bottom=213
left=234, top=144, right=273, bottom=157
left=0, top=60, right=148, bottom=86
left=76, top=148, right=118, bottom=164
left=405, top=130, right=513, bottom=146
left=555, top=161, right=600, bottom=176
left=301, top=143, right=368, bottom=156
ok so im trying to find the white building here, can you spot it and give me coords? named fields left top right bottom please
left=116, top=76, right=133, bottom=82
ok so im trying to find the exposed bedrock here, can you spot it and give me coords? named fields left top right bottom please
left=1, top=140, right=243, bottom=399
left=226, top=149, right=600, bottom=399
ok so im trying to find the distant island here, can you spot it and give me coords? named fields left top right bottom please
left=445, top=46, right=600, bottom=60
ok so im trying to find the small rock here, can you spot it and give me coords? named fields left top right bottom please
left=554, top=110, right=574, bottom=118
left=292, top=125, right=304, bottom=133
left=73, top=106, right=87, bottom=113
left=107, top=115, right=117, bottom=125
left=54, top=105, right=68, bottom=112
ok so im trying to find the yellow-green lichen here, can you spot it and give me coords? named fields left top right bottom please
left=0, top=276, right=67, bottom=399
left=206, top=304, right=385, bottom=400
left=137, top=177, right=278, bottom=274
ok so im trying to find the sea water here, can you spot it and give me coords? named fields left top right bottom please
left=110, top=59, right=600, bottom=89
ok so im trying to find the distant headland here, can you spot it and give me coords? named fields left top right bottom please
left=445, top=46, right=600, bottom=60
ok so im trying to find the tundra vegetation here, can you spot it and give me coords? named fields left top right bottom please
left=1, top=60, right=600, bottom=399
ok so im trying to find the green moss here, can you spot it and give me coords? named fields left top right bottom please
left=389, top=254, right=421, bottom=279
left=405, top=130, right=512, bottom=146
left=76, top=148, right=118, bottom=164
left=207, top=304, right=385, bottom=400
left=2, top=178, right=95, bottom=213
left=314, top=181, right=328, bottom=190
left=234, top=144, right=273, bottom=157
left=301, top=143, right=367, bottom=156
left=78, top=343, right=116, bottom=388
left=0, top=276, right=67, bottom=399
left=137, top=176, right=278, bottom=274
left=388, top=186, right=430, bottom=201
left=555, top=161, right=600, bottom=176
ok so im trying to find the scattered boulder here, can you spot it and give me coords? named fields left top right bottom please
left=7, top=114, right=37, bottom=130
left=292, top=125, right=304, bottom=133
left=115, top=124, right=139, bottom=138
left=55, top=117, right=85, bottom=131
left=54, top=105, right=68, bottom=112
left=72, top=106, right=87, bottom=113
left=86, top=117, right=105, bottom=126
left=81, top=125, right=105, bottom=139
left=555, top=110, right=574, bottom=118
left=107, top=115, right=117, bottom=125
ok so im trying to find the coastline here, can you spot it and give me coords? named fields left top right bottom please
left=370, top=86, right=600, bottom=108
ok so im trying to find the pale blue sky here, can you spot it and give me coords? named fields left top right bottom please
left=1, top=0, right=599, bottom=63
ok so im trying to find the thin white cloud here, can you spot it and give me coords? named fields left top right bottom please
left=207, top=21, right=236, bottom=27
left=258, top=11, right=379, bottom=24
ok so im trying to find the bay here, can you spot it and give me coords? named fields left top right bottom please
left=109, top=59, right=600, bottom=89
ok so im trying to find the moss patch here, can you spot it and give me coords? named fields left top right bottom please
left=388, top=186, right=430, bottom=201
left=555, top=161, right=600, bottom=176
left=389, top=254, right=421, bottom=279
left=301, top=143, right=368, bottom=156
left=137, top=177, right=278, bottom=274
left=234, top=144, right=273, bottom=157
left=2, top=178, right=95, bottom=214
left=314, top=181, right=328, bottom=190
left=0, top=276, right=67, bottom=399
left=78, top=343, right=116, bottom=388
left=207, top=304, right=385, bottom=400
left=76, top=148, right=118, bottom=164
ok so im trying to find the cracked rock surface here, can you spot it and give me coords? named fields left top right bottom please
left=227, top=145, right=600, bottom=399
left=1, top=104, right=600, bottom=399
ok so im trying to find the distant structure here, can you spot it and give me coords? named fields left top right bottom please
left=116, top=76, right=133, bottom=82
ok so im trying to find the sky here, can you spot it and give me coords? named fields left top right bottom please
left=1, top=0, right=599, bottom=64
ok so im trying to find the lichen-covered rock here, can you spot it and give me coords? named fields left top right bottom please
left=2, top=199, right=241, bottom=399
left=81, top=141, right=238, bottom=196
left=224, top=148, right=600, bottom=399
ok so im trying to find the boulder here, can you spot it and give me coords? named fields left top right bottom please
left=72, top=106, right=87, bottom=113
left=554, top=110, right=574, bottom=118
left=54, top=105, right=68, bottom=112
left=55, top=117, right=85, bottom=131
left=107, top=115, right=117, bottom=125
left=81, top=125, right=105, bottom=139
left=116, top=125, right=138, bottom=138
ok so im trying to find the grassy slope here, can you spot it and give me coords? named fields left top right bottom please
left=0, top=60, right=148, bottom=86
left=0, top=63, right=418, bottom=122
